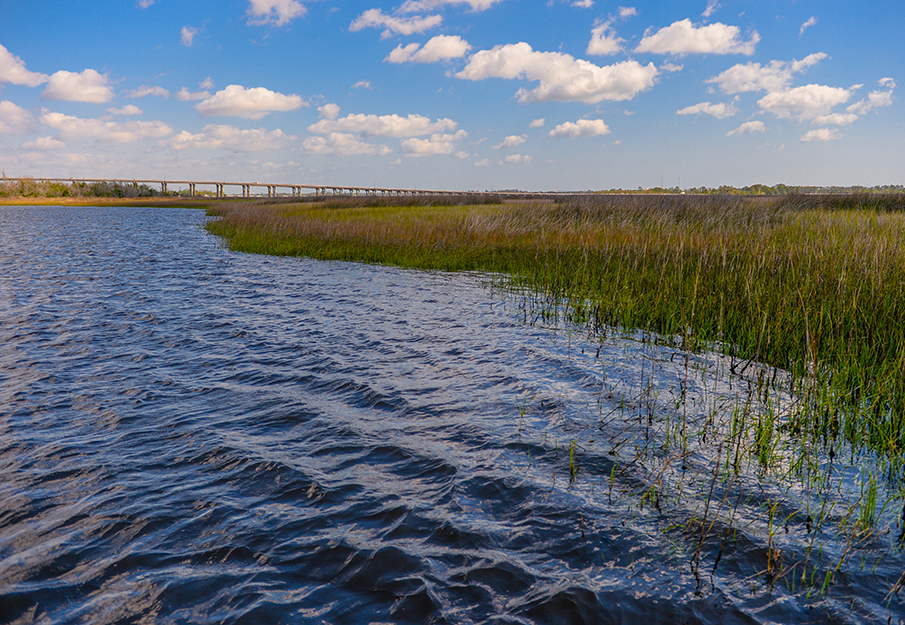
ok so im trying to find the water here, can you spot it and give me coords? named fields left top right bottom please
left=1, top=206, right=902, bottom=624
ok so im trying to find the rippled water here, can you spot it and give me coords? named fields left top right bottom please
left=1, top=205, right=903, bottom=624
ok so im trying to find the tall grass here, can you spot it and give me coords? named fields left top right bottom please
left=206, top=193, right=905, bottom=470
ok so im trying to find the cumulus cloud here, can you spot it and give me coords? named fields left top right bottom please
left=177, top=87, right=211, bottom=101
left=548, top=118, right=610, bottom=138
left=40, top=110, right=172, bottom=142
left=401, top=129, right=467, bottom=156
left=493, top=134, right=527, bottom=149
left=318, top=103, right=341, bottom=120
left=573, top=0, right=593, bottom=7
left=812, top=112, right=858, bottom=126
left=351, top=81, right=373, bottom=89
left=247, top=0, right=307, bottom=26
left=350, top=9, right=442, bottom=38
left=397, top=0, right=503, bottom=12
left=181, top=26, right=198, bottom=46
left=529, top=118, right=545, bottom=128
left=676, top=101, right=737, bottom=119
left=42, top=69, right=114, bottom=103
left=799, top=16, right=816, bottom=38
left=706, top=53, right=827, bottom=94
left=801, top=128, right=842, bottom=142
left=127, top=85, right=170, bottom=98
left=504, top=154, right=531, bottom=164
left=0, top=43, right=49, bottom=86
left=22, top=136, right=65, bottom=150
left=635, top=19, right=759, bottom=55
left=619, top=6, right=637, bottom=17
left=846, top=81, right=894, bottom=115
left=195, top=85, right=306, bottom=119
left=757, top=84, right=853, bottom=120
left=456, top=42, right=659, bottom=104
left=308, top=110, right=457, bottom=137
left=0, top=100, right=34, bottom=134
left=107, top=104, right=143, bottom=116
left=386, top=35, right=471, bottom=63
left=168, top=123, right=295, bottom=151
left=587, top=21, right=624, bottom=56
left=726, top=120, right=765, bottom=136
left=302, top=132, right=391, bottom=156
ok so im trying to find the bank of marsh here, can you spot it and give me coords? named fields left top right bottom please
left=207, top=193, right=905, bottom=598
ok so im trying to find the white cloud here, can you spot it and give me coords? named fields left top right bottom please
left=302, top=132, right=391, bottom=156
left=456, top=42, right=659, bottom=104
left=351, top=80, right=373, bottom=89
left=42, top=69, right=114, bottom=104
left=0, top=43, right=49, bottom=86
left=757, top=84, right=853, bottom=120
left=168, top=124, right=295, bottom=151
left=40, top=110, right=172, bottom=142
left=504, top=154, right=532, bottom=164
left=676, top=101, right=737, bottom=119
left=181, top=26, right=198, bottom=46
left=195, top=85, right=306, bottom=119
left=529, top=118, right=545, bottom=128
left=706, top=53, right=827, bottom=94
left=812, top=112, right=858, bottom=126
left=318, top=103, right=341, bottom=120
left=0, top=100, right=34, bottom=134
left=879, top=77, right=896, bottom=89
left=587, top=21, right=624, bottom=56
left=308, top=112, right=457, bottom=137
left=618, top=6, right=637, bottom=17
left=177, top=87, right=210, bottom=101
left=493, top=134, right=527, bottom=149
left=386, top=35, right=471, bottom=63
left=548, top=118, right=610, bottom=138
left=127, top=85, right=170, bottom=98
left=702, top=0, right=720, bottom=18
left=660, top=62, right=683, bottom=72
left=635, top=19, right=759, bottom=55
left=397, top=0, right=503, bottom=12
left=801, top=128, right=842, bottom=142
left=846, top=85, right=894, bottom=115
left=401, top=129, right=467, bottom=156
left=107, top=104, right=143, bottom=116
left=199, top=77, right=215, bottom=90
left=455, top=150, right=469, bottom=158
left=138, top=0, right=155, bottom=7
left=349, top=9, right=442, bottom=38
left=726, top=120, right=765, bottom=136
left=21, top=136, right=64, bottom=150
left=247, top=0, right=307, bottom=26
left=474, top=158, right=493, bottom=166
left=573, top=0, right=593, bottom=8
left=799, top=16, right=817, bottom=38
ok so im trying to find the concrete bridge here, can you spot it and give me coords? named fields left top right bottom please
left=1, top=177, right=547, bottom=199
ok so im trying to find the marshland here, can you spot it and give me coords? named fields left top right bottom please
left=207, top=192, right=905, bottom=617
left=2, top=196, right=904, bottom=623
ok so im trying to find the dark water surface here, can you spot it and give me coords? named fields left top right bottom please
left=1, top=206, right=902, bottom=624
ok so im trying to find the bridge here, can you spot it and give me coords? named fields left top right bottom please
left=1, top=177, right=550, bottom=199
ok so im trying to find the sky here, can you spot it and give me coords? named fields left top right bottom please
left=0, top=0, right=901, bottom=192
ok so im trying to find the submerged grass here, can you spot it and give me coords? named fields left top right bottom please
left=207, top=192, right=905, bottom=472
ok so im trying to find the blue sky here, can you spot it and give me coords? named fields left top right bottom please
left=0, top=0, right=900, bottom=191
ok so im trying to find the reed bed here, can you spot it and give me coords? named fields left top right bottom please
left=208, top=194, right=905, bottom=471
left=208, top=193, right=905, bottom=469
left=208, top=193, right=905, bottom=601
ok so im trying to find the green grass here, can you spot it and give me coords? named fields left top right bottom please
left=206, top=193, right=905, bottom=472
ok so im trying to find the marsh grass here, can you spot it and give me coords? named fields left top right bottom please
left=207, top=192, right=905, bottom=602
left=207, top=193, right=905, bottom=470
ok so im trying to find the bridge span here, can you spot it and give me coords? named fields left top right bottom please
left=2, top=177, right=550, bottom=199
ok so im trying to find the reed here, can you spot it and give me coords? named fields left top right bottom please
left=206, top=192, right=905, bottom=471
